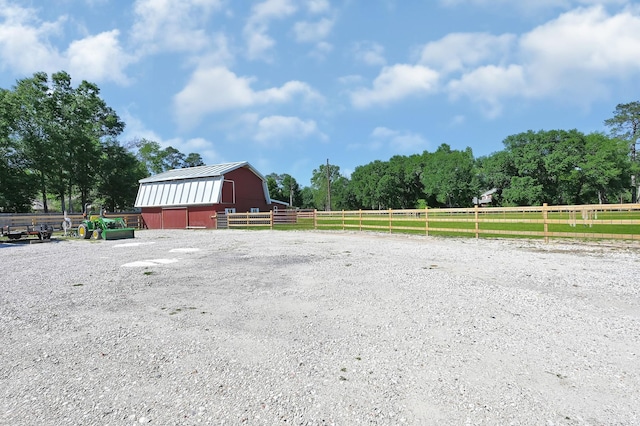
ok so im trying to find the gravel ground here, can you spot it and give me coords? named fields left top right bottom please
left=1, top=229, right=639, bottom=425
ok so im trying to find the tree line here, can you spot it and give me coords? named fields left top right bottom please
left=271, top=106, right=639, bottom=210
left=0, top=71, right=204, bottom=213
left=1, top=71, right=638, bottom=213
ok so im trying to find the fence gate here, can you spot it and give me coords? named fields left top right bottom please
left=216, top=213, right=228, bottom=229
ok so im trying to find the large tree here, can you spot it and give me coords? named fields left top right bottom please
left=0, top=88, right=37, bottom=212
left=266, top=173, right=302, bottom=206
left=499, top=129, right=630, bottom=206
left=579, top=132, right=631, bottom=204
left=4, top=71, right=124, bottom=212
left=421, top=144, right=477, bottom=207
left=604, top=101, right=640, bottom=202
left=310, top=162, right=345, bottom=211
left=349, top=160, right=389, bottom=209
left=96, top=139, right=147, bottom=211
left=8, top=72, right=52, bottom=211
left=132, top=139, right=201, bottom=175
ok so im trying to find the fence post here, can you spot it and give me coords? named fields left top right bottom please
left=270, top=211, right=274, bottom=230
left=425, top=207, right=429, bottom=236
left=543, top=203, right=549, bottom=243
left=314, top=209, right=317, bottom=230
left=359, top=209, right=362, bottom=231
left=474, top=204, right=479, bottom=239
left=389, top=209, right=392, bottom=233
left=342, top=210, right=345, bottom=230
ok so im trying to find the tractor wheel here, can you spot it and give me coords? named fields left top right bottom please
left=77, top=224, right=91, bottom=239
left=92, top=229, right=102, bottom=240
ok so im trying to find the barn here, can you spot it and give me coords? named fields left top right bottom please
left=134, top=161, right=282, bottom=229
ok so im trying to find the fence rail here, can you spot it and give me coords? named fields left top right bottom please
left=225, top=203, right=640, bottom=242
left=312, top=203, right=640, bottom=242
left=0, top=212, right=145, bottom=231
left=3, top=204, right=639, bottom=242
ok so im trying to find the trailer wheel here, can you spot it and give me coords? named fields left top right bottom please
left=92, top=229, right=102, bottom=240
left=78, top=224, right=91, bottom=239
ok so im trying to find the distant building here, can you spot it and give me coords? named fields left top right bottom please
left=134, top=161, right=286, bottom=229
left=473, top=188, right=497, bottom=206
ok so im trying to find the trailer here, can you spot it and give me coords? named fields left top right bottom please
left=1, top=223, right=53, bottom=241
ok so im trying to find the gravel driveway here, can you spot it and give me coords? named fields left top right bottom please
left=1, top=229, right=639, bottom=425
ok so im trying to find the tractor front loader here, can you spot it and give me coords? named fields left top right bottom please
left=77, top=204, right=135, bottom=240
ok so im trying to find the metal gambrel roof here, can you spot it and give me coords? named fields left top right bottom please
left=134, top=161, right=272, bottom=208
left=138, top=161, right=264, bottom=184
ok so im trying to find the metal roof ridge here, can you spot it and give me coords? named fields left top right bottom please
left=138, top=161, right=251, bottom=183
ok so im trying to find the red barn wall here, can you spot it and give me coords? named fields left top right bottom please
left=163, top=207, right=187, bottom=229
left=187, top=205, right=217, bottom=228
left=225, top=167, right=270, bottom=212
left=141, top=208, right=162, bottom=229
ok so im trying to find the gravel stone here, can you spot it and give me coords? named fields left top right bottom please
left=1, top=229, right=639, bottom=425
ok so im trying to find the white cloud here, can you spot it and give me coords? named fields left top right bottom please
left=244, top=0, right=297, bottom=60
left=306, top=0, right=330, bottom=14
left=309, top=41, right=333, bottom=60
left=293, top=17, right=334, bottom=43
left=173, top=66, right=324, bottom=128
left=418, top=32, right=515, bottom=74
left=353, top=41, right=386, bottom=66
left=0, top=3, right=65, bottom=74
left=371, top=126, right=428, bottom=152
left=448, top=64, right=526, bottom=118
left=131, top=0, right=225, bottom=54
left=254, top=115, right=324, bottom=143
left=122, top=110, right=220, bottom=164
left=519, top=5, right=640, bottom=99
left=0, top=2, right=133, bottom=84
left=439, top=0, right=628, bottom=11
left=350, top=64, right=439, bottom=108
left=67, top=30, right=134, bottom=85
left=417, top=5, right=640, bottom=116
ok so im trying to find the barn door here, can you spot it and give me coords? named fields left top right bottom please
left=162, top=207, right=187, bottom=229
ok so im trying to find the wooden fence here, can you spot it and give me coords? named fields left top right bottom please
left=312, top=203, right=640, bottom=242
left=0, top=212, right=145, bottom=231
left=3, top=204, right=639, bottom=242
left=222, top=203, right=640, bottom=242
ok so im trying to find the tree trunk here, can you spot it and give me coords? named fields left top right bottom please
left=40, top=174, right=48, bottom=213
left=59, top=190, right=66, bottom=214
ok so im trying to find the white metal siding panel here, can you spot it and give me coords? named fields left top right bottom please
left=204, top=180, right=214, bottom=203
left=186, top=181, right=197, bottom=204
left=167, top=184, right=176, bottom=205
left=149, top=185, right=158, bottom=206
left=175, top=182, right=186, bottom=204
left=212, top=179, right=222, bottom=203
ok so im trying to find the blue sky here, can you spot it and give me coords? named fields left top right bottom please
left=1, top=0, right=639, bottom=186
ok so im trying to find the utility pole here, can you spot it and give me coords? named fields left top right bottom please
left=326, top=158, right=331, bottom=211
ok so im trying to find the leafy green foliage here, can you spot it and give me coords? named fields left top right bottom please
left=97, top=139, right=148, bottom=211
left=266, top=173, right=302, bottom=206
left=604, top=101, right=640, bottom=201
left=132, top=138, right=204, bottom=175
left=497, top=129, right=630, bottom=205
left=310, top=163, right=343, bottom=210
left=421, top=144, right=477, bottom=207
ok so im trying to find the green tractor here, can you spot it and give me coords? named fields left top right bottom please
left=77, top=204, right=135, bottom=240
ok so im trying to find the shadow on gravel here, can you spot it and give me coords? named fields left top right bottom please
left=0, top=238, right=65, bottom=248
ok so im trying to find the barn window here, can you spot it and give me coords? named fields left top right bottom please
left=250, top=208, right=259, bottom=213
left=225, top=208, right=236, bottom=214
